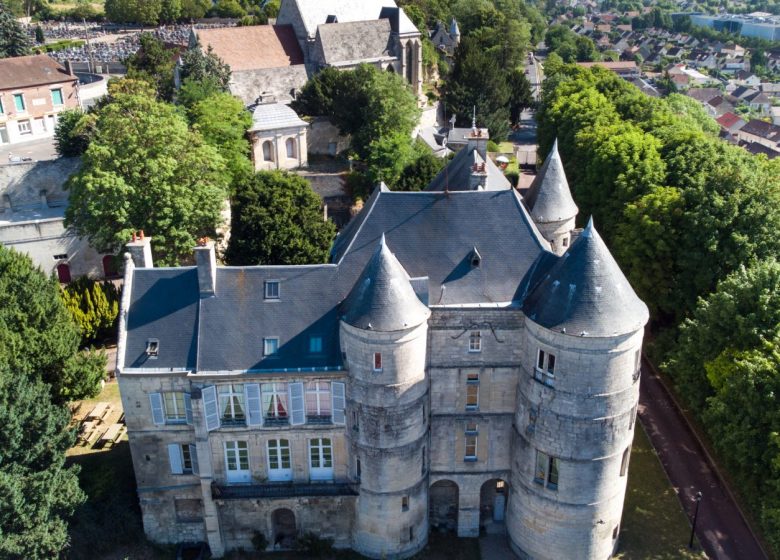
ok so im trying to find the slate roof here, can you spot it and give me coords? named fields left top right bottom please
left=250, top=102, right=308, bottom=132
left=521, top=218, right=649, bottom=338
left=341, top=235, right=430, bottom=331
left=523, top=140, right=578, bottom=223
left=230, top=65, right=311, bottom=106
left=316, top=19, right=393, bottom=66
left=424, top=145, right=510, bottom=192
left=194, top=25, right=304, bottom=71
left=741, top=119, right=780, bottom=142
left=283, top=0, right=417, bottom=39
left=0, top=54, right=76, bottom=90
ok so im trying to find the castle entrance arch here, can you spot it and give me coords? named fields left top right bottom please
left=272, top=508, right=296, bottom=549
left=429, top=480, right=459, bottom=533
left=480, top=478, right=508, bottom=526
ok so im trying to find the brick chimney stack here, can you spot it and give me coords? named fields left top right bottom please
left=470, top=161, right=488, bottom=190
left=126, top=231, right=153, bottom=268
left=467, top=127, right=489, bottom=161
left=194, top=237, right=217, bottom=297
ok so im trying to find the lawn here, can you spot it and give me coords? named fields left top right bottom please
left=617, top=424, right=706, bottom=559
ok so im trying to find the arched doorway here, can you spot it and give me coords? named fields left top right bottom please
left=272, top=508, right=296, bottom=549
left=480, top=479, right=508, bottom=532
left=430, top=480, right=459, bottom=533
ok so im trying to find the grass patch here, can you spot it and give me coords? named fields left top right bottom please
left=617, top=424, right=706, bottom=559
left=497, top=141, right=514, bottom=153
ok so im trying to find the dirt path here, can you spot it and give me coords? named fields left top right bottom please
left=638, top=360, right=768, bottom=560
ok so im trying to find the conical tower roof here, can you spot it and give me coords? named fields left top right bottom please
left=524, top=139, right=578, bottom=224
left=342, top=235, right=430, bottom=331
left=522, top=218, right=648, bottom=337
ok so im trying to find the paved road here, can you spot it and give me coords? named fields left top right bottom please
left=639, top=361, right=768, bottom=560
left=0, top=137, right=58, bottom=163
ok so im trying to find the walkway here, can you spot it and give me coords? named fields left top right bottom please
left=479, top=533, right=514, bottom=560
left=638, top=360, right=768, bottom=560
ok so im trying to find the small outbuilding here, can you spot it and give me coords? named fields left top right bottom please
left=249, top=102, right=309, bottom=171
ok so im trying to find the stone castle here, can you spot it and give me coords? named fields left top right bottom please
left=117, top=131, right=649, bottom=559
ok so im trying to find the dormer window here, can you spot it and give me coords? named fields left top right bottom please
left=264, top=280, right=280, bottom=300
left=470, top=247, right=481, bottom=268
left=264, top=337, right=279, bottom=356
left=146, top=338, right=159, bottom=358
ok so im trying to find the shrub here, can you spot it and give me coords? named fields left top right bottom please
left=60, top=278, right=121, bottom=345
left=252, top=531, right=268, bottom=552
left=295, top=532, right=334, bottom=558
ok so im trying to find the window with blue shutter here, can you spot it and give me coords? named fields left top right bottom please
left=289, top=382, right=305, bottom=425
left=332, top=382, right=346, bottom=425
left=202, top=385, right=220, bottom=431
left=149, top=393, right=164, bottom=425
left=244, top=383, right=263, bottom=426
left=184, top=392, right=193, bottom=425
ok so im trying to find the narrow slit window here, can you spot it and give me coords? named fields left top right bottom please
left=402, top=496, right=409, bottom=511
left=373, top=352, right=382, bottom=372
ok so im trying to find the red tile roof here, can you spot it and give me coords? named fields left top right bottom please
left=0, top=54, right=76, bottom=90
left=716, top=112, right=743, bottom=129
left=194, top=25, right=304, bottom=71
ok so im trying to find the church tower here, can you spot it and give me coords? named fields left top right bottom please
left=341, top=236, right=431, bottom=559
left=508, top=218, right=649, bottom=559
left=524, top=139, right=578, bottom=255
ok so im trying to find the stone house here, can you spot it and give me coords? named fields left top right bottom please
left=736, top=118, right=780, bottom=149
left=249, top=103, right=309, bottom=171
left=117, top=139, right=648, bottom=559
left=0, top=54, right=79, bottom=146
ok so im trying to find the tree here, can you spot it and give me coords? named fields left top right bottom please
left=60, top=278, right=120, bottom=345
left=214, top=0, right=245, bottom=17
left=178, top=44, right=231, bottom=91
left=125, top=33, right=176, bottom=100
left=188, top=92, right=253, bottom=187
left=33, top=24, right=43, bottom=43
left=0, top=246, right=106, bottom=403
left=65, top=88, right=229, bottom=266
left=54, top=109, right=93, bottom=157
left=664, top=93, right=720, bottom=136
left=160, top=0, right=181, bottom=22
left=225, top=171, right=336, bottom=266
left=180, top=0, right=210, bottom=19
left=0, top=1, right=31, bottom=58
left=508, top=67, right=534, bottom=125
left=0, top=369, right=85, bottom=559
left=395, top=143, right=446, bottom=192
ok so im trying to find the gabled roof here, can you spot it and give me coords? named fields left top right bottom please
left=740, top=119, right=780, bottom=142
left=281, top=0, right=417, bottom=39
left=0, top=54, right=75, bottom=90
left=522, top=218, right=649, bottom=338
left=341, top=235, right=430, bottom=331
left=523, top=140, right=578, bottom=224
left=716, top=112, right=745, bottom=131
left=315, top=19, right=393, bottom=65
left=424, top=145, right=510, bottom=192
left=194, top=25, right=304, bottom=71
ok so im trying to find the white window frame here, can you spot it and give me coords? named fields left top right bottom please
left=464, top=433, right=478, bottom=461
left=13, top=93, right=25, bottom=112
left=224, top=440, right=250, bottom=484
left=168, top=443, right=198, bottom=475
left=468, top=330, right=482, bottom=352
left=51, top=87, right=64, bottom=106
left=218, top=383, right=246, bottom=424
left=267, top=438, right=292, bottom=482
left=264, top=280, right=280, bottom=300
left=261, top=382, right=289, bottom=420
left=264, top=337, right=279, bottom=356
left=305, top=381, right=331, bottom=419
left=163, top=391, right=187, bottom=423
left=17, top=119, right=31, bottom=135
left=309, top=438, right=334, bottom=481
left=465, top=373, right=479, bottom=411
left=534, top=450, right=559, bottom=490
left=534, top=349, right=556, bottom=387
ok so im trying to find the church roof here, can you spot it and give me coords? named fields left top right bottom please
left=194, top=25, right=304, bottom=70
left=283, top=0, right=418, bottom=39
left=424, top=145, right=510, bottom=192
left=521, top=218, right=649, bottom=337
left=341, top=235, right=430, bottom=331
left=315, top=19, right=394, bottom=66
left=523, top=139, right=578, bottom=223
left=249, top=102, right=308, bottom=132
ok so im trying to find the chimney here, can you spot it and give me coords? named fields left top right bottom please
left=467, top=127, right=489, bottom=160
left=194, top=238, right=216, bottom=297
left=64, top=59, right=74, bottom=76
left=470, top=161, right=488, bottom=190
left=126, top=231, right=153, bottom=268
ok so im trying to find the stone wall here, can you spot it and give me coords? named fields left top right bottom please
left=307, top=117, right=350, bottom=156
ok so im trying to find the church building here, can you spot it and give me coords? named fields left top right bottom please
left=116, top=130, right=648, bottom=559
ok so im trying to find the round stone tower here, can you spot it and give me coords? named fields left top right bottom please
left=341, top=235, right=431, bottom=559
left=508, top=218, right=649, bottom=560
left=524, top=139, right=578, bottom=255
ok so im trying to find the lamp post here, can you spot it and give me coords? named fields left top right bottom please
left=688, top=491, right=703, bottom=549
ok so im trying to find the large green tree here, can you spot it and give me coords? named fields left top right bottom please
left=225, top=171, right=336, bottom=266
left=65, top=87, right=229, bottom=266
left=125, top=33, right=176, bottom=100
left=0, top=1, right=30, bottom=58
left=178, top=44, right=231, bottom=92
left=0, top=369, right=85, bottom=559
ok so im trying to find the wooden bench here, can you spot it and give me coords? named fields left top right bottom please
left=99, top=423, right=125, bottom=446
left=86, top=402, right=111, bottom=422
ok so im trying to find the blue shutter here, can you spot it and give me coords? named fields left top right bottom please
left=149, top=393, right=164, bottom=425
left=189, top=444, right=199, bottom=475
left=202, top=385, right=220, bottom=432
left=168, top=444, right=183, bottom=474
left=289, top=382, right=305, bottom=426
left=184, top=392, right=193, bottom=425
left=332, top=382, right=346, bottom=425
left=245, top=383, right=263, bottom=426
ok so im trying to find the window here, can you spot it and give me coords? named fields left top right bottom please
left=305, top=381, right=331, bottom=421
left=264, top=280, right=280, bottom=299
left=17, top=119, right=31, bottom=134
left=620, top=446, right=630, bottom=477
left=373, top=352, right=382, bottom=372
left=13, top=93, right=25, bottom=112
left=402, top=496, right=409, bottom=511
left=352, top=410, right=359, bottom=432
left=562, top=236, right=569, bottom=247
left=534, top=450, right=559, bottom=490
left=285, top=137, right=297, bottom=158
left=465, top=434, right=478, bottom=461
left=51, top=88, right=63, bottom=106
left=168, top=443, right=198, bottom=475
left=218, top=384, right=245, bottom=424
left=145, top=338, right=159, bottom=357
left=261, top=382, right=288, bottom=421
left=262, top=140, right=274, bottom=161
left=421, top=446, right=426, bottom=475
left=0, top=97, right=4, bottom=114
left=465, top=373, right=479, bottom=410
left=468, top=330, right=482, bottom=352
left=267, top=439, right=292, bottom=481
left=534, top=349, right=556, bottom=387
left=356, top=457, right=361, bottom=481
left=465, top=421, right=478, bottom=434
left=53, top=253, right=68, bottom=260
left=309, top=438, right=334, bottom=481
left=264, top=337, right=279, bottom=356
left=224, top=440, right=250, bottom=483
left=309, top=336, right=323, bottom=353
left=163, top=392, right=187, bottom=423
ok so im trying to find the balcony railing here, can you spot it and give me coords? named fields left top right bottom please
left=211, top=481, right=358, bottom=500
